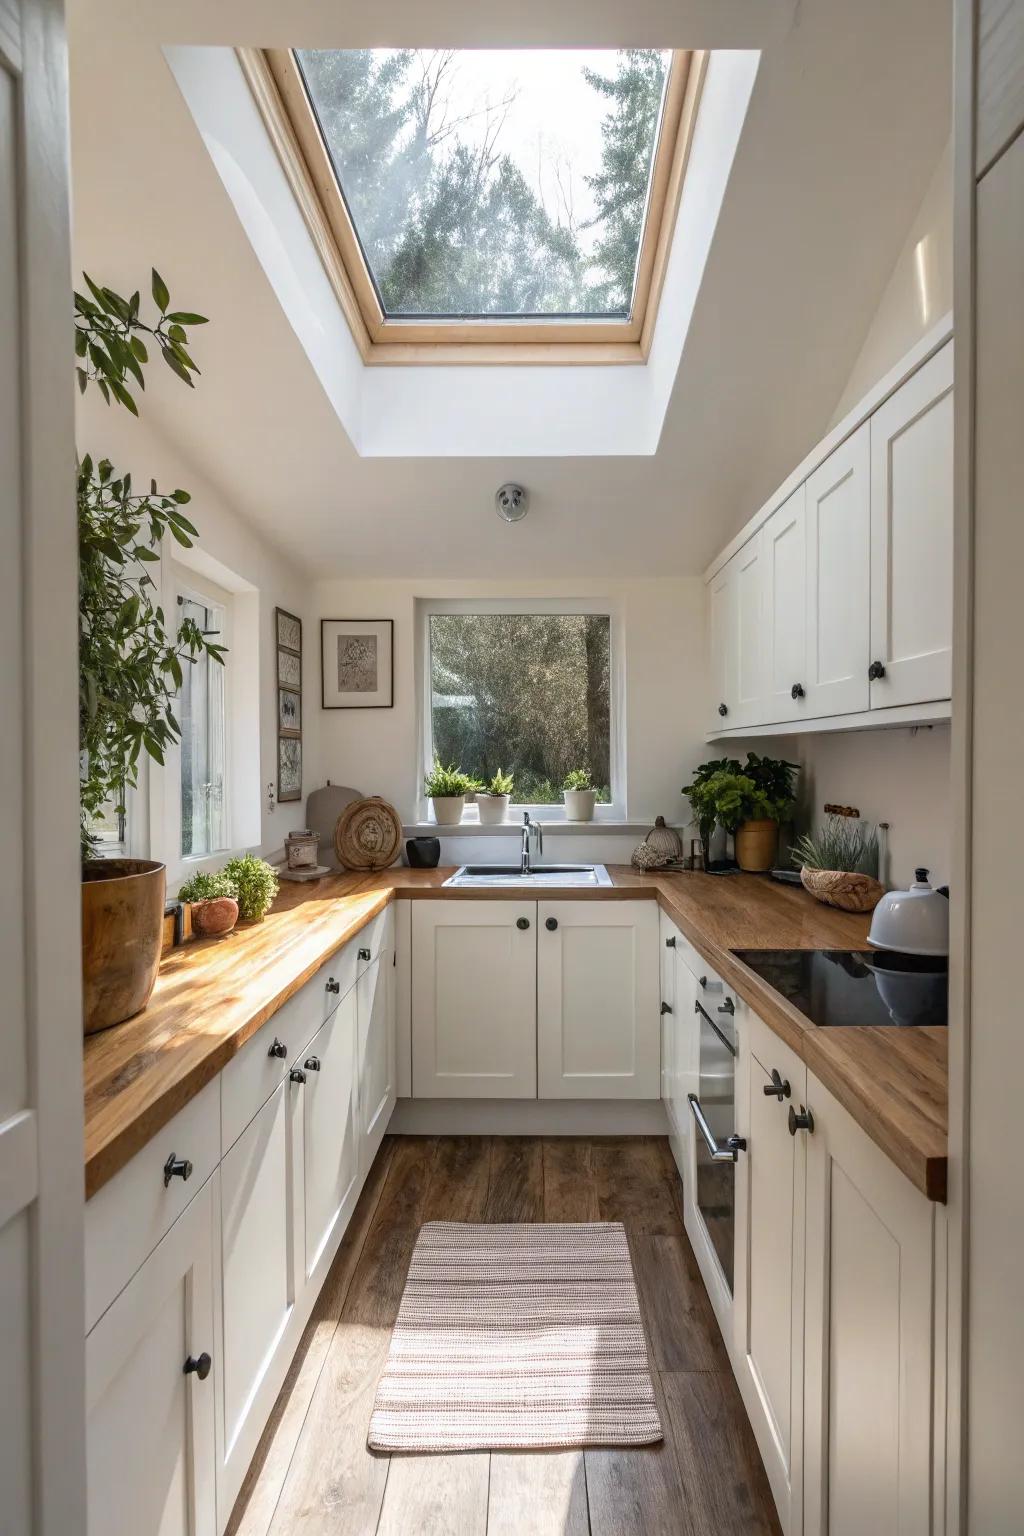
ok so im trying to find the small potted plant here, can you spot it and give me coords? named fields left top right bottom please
left=424, top=756, right=478, bottom=826
left=684, top=753, right=797, bottom=872
left=222, top=854, right=279, bottom=923
left=792, top=812, right=884, bottom=911
left=476, top=768, right=514, bottom=826
left=177, top=869, right=240, bottom=938
left=563, top=768, right=597, bottom=822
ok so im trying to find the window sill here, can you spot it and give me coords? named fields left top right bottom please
left=403, top=819, right=683, bottom=838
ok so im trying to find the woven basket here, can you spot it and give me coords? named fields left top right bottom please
left=334, top=796, right=403, bottom=870
left=800, top=867, right=885, bottom=913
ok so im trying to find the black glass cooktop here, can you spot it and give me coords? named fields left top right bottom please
left=732, top=949, right=948, bottom=1029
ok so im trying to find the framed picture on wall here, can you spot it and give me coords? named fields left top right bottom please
left=278, top=688, right=301, bottom=736
left=321, top=618, right=394, bottom=709
left=276, top=607, right=302, bottom=654
left=278, top=735, right=302, bottom=802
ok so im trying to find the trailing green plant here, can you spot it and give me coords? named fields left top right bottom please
left=176, top=870, right=239, bottom=904
left=481, top=768, right=514, bottom=797
left=222, top=854, right=279, bottom=922
left=791, top=815, right=880, bottom=878
left=77, top=268, right=225, bottom=860
left=563, top=768, right=593, bottom=792
left=424, top=756, right=479, bottom=798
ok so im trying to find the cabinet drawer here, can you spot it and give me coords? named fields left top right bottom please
left=86, top=1077, right=219, bottom=1333
left=671, top=927, right=726, bottom=995
left=355, top=906, right=393, bottom=968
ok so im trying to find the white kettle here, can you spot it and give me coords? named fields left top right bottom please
left=868, top=868, right=949, bottom=957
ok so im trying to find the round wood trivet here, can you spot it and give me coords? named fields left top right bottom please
left=334, top=796, right=403, bottom=870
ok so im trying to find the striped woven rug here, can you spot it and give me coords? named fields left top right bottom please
left=367, top=1221, right=662, bottom=1452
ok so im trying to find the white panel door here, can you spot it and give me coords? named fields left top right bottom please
left=357, top=952, right=396, bottom=1177
left=869, top=341, right=954, bottom=709
left=733, top=531, right=767, bottom=728
left=303, top=987, right=360, bottom=1275
left=734, top=1013, right=806, bottom=1535
left=762, top=486, right=809, bottom=725
left=805, top=422, right=871, bottom=717
left=537, top=900, right=660, bottom=1099
left=86, top=1181, right=217, bottom=1536
left=803, top=1072, right=936, bottom=1536
left=219, top=1083, right=298, bottom=1500
left=412, top=901, right=537, bottom=1097
left=707, top=556, right=736, bottom=730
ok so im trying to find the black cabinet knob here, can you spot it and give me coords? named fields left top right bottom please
left=163, top=1154, right=193, bottom=1187
left=289, top=1066, right=306, bottom=1084
left=698, top=976, right=708, bottom=989
left=268, top=1038, right=287, bottom=1059
left=718, top=997, right=735, bottom=1015
left=516, top=917, right=530, bottom=930
left=545, top=917, right=558, bottom=931
left=304, top=1055, right=321, bottom=1072
left=788, top=1105, right=814, bottom=1136
left=325, top=977, right=340, bottom=995
left=791, top=683, right=805, bottom=699
left=665, top=935, right=676, bottom=948
left=868, top=660, right=887, bottom=681
left=718, top=702, right=728, bottom=717
left=183, top=1352, right=212, bottom=1381
left=660, top=1001, right=673, bottom=1015
left=764, top=1068, right=791, bottom=1101
left=358, top=947, right=372, bottom=962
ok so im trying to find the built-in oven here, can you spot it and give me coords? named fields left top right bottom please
left=687, top=992, right=745, bottom=1295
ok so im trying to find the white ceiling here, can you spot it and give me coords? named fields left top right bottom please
left=67, top=0, right=951, bottom=579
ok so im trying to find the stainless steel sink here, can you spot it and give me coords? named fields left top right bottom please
left=444, top=863, right=613, bottom=888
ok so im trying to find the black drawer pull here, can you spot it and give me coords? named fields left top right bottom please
left=516, top=917, right=530, bottom=930
left=868, top=660, right=886, bottom=681
left=791, top=682, right=805, bottom=699
left=358, top=947, right=372, bottom=962
left=289, top=1066, right=306, bottom=1084
left=665, top=935, right=676, bottom=948
left=304, top=1055, right=321, bottom=1072
left=268, top=1037, right=287, bottom=1059
left=183, top=1352, right=212, bottom=1381
left=694, top=998, right=737, bottom=1057
left=718, top=702, right=728, bottom=717
left=163, top=1154, right=193, bottom=1187
left=789, top=1105, right=814, bottom=1136
left=764, top=1069, right=791, bottom=1101
left=660, top=1001, right=672, bottom=1015
left=325, top=977, right=340, bottom=995
left=545, top=917, right=558, bottom=931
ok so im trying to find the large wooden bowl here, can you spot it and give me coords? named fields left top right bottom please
left=800, top=867, right=885, bottom=913
left=334, top=796, right=403, bottom=870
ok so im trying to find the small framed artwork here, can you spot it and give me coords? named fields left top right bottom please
left=276, top=607, right=302, bottom=654
left=321, top=618, right=394, bottom=709
left=278, top=688, right=301, bottom=736
left=278, top=735, right=302, bottom=802
left=277, top=649, right=301, bottom=689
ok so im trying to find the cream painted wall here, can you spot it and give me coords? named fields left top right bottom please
left=76, top=400, right=315, bottom=866
left=789, top=723, right=950, bottom=889
left=311, top=578, right=704, bottom=840
left=830, top=135, right=953, bottom=426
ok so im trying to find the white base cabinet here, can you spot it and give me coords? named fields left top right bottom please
left=86, top=909, right=396, bottom=1536
left=86, top=1180, right=217, bottom=1536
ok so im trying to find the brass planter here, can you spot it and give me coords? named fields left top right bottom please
left=734, top=819, right=779, bottom=873
left=81, top=859, right=166, bottom=1034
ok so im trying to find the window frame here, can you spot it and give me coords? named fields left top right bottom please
left=416, top=596, right=625, bottom=822
left=240, top=46, right=707, bottom=366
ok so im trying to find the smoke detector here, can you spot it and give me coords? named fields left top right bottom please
left=495, top=483, right=529, bottom=523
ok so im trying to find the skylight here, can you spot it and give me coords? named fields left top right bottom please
left=294, top=49, right=672, bottom=323
left=248, top=46, right=704, bottom=361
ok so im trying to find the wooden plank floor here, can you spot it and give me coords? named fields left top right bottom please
left=227, top=1135, right=780, bottom=1536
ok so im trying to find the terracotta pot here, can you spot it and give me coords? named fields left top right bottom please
left=81, top=859, right=166, bottom=1034
left=190, top=896, right=239, bottom=938
left=734, top=818, right=779, bottom=873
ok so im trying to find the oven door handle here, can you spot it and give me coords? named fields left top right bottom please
left=687, top=1093, right=747, bottom=1161
left=694, top=999, right=737, bottom=1058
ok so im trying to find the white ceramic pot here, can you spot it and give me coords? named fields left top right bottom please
left=563, top=788, right=597, bottom=822
left=430, top=794, right=466, bottom=826
left=477, top=793, right=510, bottom=826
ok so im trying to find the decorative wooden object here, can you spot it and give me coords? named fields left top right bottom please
left=800, top=867, right=885, bottom=913
left=334, top=796, right=403, bottom=870
left=81, top=859, right=167, bottom=1034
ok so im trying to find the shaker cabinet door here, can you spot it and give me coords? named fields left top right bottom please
left=805, top=422, right=871, bottom=719
left=762, top=486, right=809, bottom=725
left=357, top=952, right=396, bottom=1177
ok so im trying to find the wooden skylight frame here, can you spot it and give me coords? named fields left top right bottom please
left=238, top=47, right=707, bottom=366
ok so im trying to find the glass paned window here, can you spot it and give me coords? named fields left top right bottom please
left=429, top=612, right=611, bottom=804
left=179, top=594, right=226, bottom=858
left=295, top=48, right=672, bottom=320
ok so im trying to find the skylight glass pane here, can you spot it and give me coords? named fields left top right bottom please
left=295, top=49, right=672, bottom=321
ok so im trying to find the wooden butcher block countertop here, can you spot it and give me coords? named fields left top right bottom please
left=83, top=865, right=947, bottom=1202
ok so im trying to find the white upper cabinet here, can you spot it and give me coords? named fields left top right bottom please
left=805, top=422, right=872, bottom=718
left=704, top=333, right=953, bottom=735
left=537, top=901, right=660, bottom=1099
left=412, top=900, right=538, bottom=1097
left=762, top=486, right=808, bottom=724
left=869, top=342, right=954, bottom=709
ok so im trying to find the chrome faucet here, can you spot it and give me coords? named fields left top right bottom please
left=521, top=811, right=543, bottom=874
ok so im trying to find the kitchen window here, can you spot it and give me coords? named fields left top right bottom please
left=419, top=598, right=622, bottom=815
left=174, top=582, right=229, bottom=862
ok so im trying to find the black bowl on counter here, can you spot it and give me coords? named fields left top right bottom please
left=406, top=836, right=441, bottom=869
